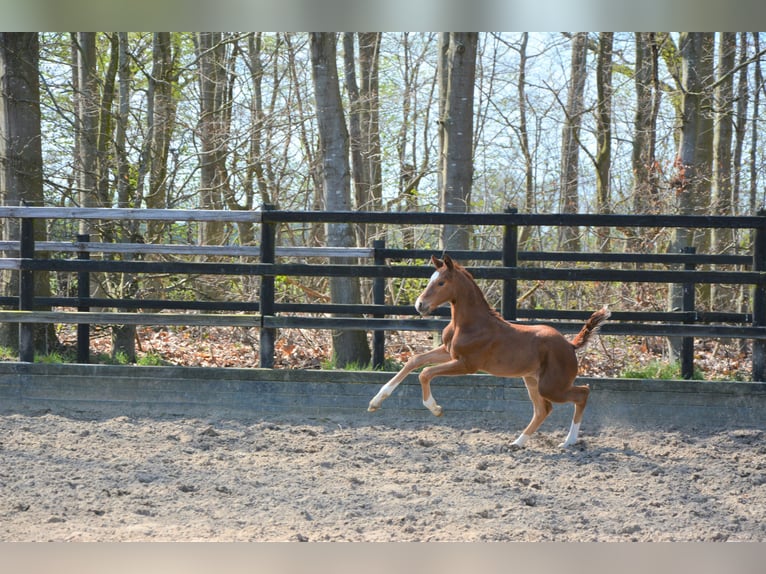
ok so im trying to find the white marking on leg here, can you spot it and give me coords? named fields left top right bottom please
left=559, top=422, right=581, bottom=448
left=512, top=434, right=530, bottom=448
left=422, top=394, right=443, bottom=417
left=368, top=381, right=397, bottom=411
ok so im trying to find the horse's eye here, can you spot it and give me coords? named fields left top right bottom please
left=438, top=281, right=445, bottom=286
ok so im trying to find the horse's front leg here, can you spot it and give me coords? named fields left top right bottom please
left=418, top=359, right=473, bottom=417
left=368, top=346, right=451, bottom=412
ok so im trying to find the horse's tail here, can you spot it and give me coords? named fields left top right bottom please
left=570, top=306, right=611, bottom=350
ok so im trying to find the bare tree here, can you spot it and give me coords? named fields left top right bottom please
left=309, top=32, right=371, bottom=368
left=732, top=32, right=749, bottom=216
left=669, top=32, right=716, bottom=358
left=0, top=32, right=53, bottom=353
left=285, top=33, right=324, bottom=245
left=74, top=32, right=99, bottom=230
left=749, top=33, right=761, bottom=215
left=632, top=32, right=662, bottom=217
left=111, top=32, right=138, bottom=362
left=558, top=32, right=588, bottom=251
left=595, top=32, right=613, bottom=217
left=438, top=32, right=478, bottom=252
left=395, top=32, right=437, bottom=251
left=143, top=33, right=178, bottom=242
left=671, top=33, right=715, bottom=226
left=516, top=32, right=535, bottom=249
left=343, top=32, right=383, bottom=246
left=712, top=33, right=737, bottom=249
left=196, top=32, right=229, bottom=246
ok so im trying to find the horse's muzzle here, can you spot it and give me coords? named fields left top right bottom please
left=415, top=299, right=430, bottom=316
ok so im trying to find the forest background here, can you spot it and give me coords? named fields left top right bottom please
left=1, top=32, right=765, bottom=370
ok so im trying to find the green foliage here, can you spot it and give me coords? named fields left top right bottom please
left=321, top=354, right=402, bottom=372
left=111, top=351, right=132, bottom=365
left=137, top=352, right=167, bottom=366
left=0, top=346, right=16, bottom=361
left=620, top=360, right=704, bottom=381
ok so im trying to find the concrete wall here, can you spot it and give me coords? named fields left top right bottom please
left=1, top=362, right=765, bottom=430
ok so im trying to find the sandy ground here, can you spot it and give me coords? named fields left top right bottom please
left=1, top=408, right=765, bottom=542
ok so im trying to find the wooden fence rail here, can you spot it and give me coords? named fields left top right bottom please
left=1, top=206, right=765, bottom=380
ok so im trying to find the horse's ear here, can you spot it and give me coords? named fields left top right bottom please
left=431, top=255, right=444, bottom=268
left=443, top=254, right=455, bottom=270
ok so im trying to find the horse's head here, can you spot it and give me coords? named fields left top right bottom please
left=414, top=254, right=459, bottom=316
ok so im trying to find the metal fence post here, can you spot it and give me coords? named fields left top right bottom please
left=681, top=246, right=696, bottom=379
left=259, top=204, right=276, bottom=368
left=372, top=239, right=386, bottom=369
left=752, top=210, right=766, bottom=381
left=76, top=234, right=91, bottom=363
left=502, top=206, right=518, bottom=321
left=18, top=217, right=35, bottom=362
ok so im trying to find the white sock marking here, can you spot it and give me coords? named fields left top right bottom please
left=560, top=422, right=581, bottom=447
left=512, top=434, right=530, bottom=448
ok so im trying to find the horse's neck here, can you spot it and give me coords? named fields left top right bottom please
left=450, top=274, right=495, bottom=325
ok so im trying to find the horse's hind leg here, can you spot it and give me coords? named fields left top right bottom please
left=559, top=383, right=590, bottom=448
left=512, top=376, right=552, bottom=448
left=368, top=346, right=451, bottom=412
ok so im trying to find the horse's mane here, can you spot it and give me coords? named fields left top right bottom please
left=452, top=260, right=506, bottom=322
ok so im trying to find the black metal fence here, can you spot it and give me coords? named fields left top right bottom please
left=1, top=206, right=765, bottom=380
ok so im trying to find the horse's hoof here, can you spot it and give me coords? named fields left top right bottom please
left=367, top=404, right=379, bottom=412
left=512, top=434, right=530, bottom=448
left=433, top=406, right=443, bottom=417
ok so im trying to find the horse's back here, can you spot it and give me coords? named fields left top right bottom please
left=489, top=321, right=578, bottom=378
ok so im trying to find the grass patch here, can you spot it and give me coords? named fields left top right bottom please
left=620, top=360, right=704, bottom=380
left=136, top=352, right=167, bottom=366
left=321, top=355, right=403, bottom=371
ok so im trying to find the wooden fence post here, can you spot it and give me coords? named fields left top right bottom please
left=259, top=204, right=276, bottom=368
left=372, top=239, right=386, bottom=369
left=502, top=206, right=518, bottom=321
left=681, top=246, right=696, bottom=379
left=76, top=234, right=91, bottom=363
left=18, top=217, right=35, bottom=362
left=752, top=210, right=766, bottom=381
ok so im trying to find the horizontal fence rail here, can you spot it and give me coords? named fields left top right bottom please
left=1, top=206, right=765, bottom=380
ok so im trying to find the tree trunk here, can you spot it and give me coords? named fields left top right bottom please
left=96, top=33, right=118, bottom=211
left=309, top=32, right=371, bottom=369
left=732, top=33, right=749, bottom=215
left=0, top=32, right=54, bottom=354
left=696, top=33, right=716, bottom=255
left=517, top=32, right=535, bottom=249
left=712, top=33, right=736, bottom=250
left=357, top=32, right=382, bottom=241
left=558, top=32, right=588, bottom=251
left=669, top=32, right=715, bottom=358
left=145, top=33, right=176, bottom=242
left=439, top=32, right=477, bottom=252
left=76, top=32, right=99, bottom=229
left=632, top=32, right=662, bottom=220
left=595, top=32, right=613, bottom=237
left=112, top=32, right=137, bottom=362
left=749, top=33, right=761, bottom=215
left=196, top=32, right=228, bottom=247
left=244, top=32, right=267, bottom=212
left=342, top=33, right=367, bottom=240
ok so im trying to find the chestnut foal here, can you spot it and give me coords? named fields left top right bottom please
left=368, top=255, right=610, bottom=448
